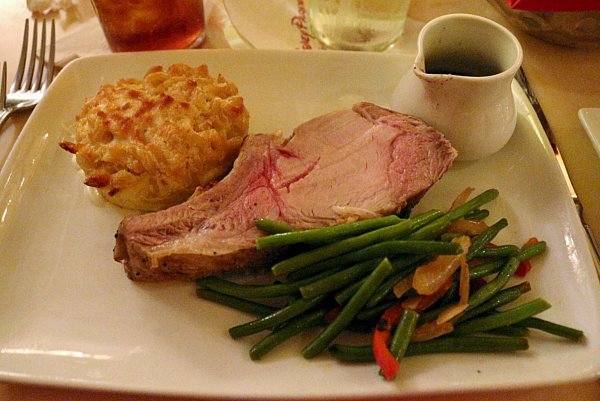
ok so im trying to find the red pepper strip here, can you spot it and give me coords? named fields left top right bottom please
left=516, top=237, right=539, bottom=277
left=516, top=259, right=532, bottom=277
left=373, top=303, right=405, bottom=380
left=375, top=294, right=441, bottom=380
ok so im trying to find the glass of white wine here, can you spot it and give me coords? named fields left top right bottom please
left=305, top=0, right=411, bottom=51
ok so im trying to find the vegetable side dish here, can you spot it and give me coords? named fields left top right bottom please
left=196, top=188, right=584, bottom=380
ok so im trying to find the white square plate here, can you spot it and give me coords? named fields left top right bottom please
left=0, top=49, right=599, bottom=399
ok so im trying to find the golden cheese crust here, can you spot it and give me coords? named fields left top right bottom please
left=61, top=63, right=249, bottom=211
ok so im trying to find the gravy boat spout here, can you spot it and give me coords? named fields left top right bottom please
left=392, top=14, right=523, bottom=161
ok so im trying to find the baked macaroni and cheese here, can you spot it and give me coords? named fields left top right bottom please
left=60, top=63, right=249, bottom=211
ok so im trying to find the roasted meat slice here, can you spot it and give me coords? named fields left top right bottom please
left=114, top=103, right=458, bottom=281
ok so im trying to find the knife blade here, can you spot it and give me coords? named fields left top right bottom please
left=515, top=68, right=600, bottom=268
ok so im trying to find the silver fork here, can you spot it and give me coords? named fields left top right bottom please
left=0, top=19, right=56, bottom=131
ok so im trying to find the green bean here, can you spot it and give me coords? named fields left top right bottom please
left=514, top=317, right=584, bottom=341
left=453, top=298, right=551, bottom=335
left=197, top=276, right=297, bottom=299
left=299, top=259, right=381, bottom=299
left=285, top=261, right=338, bottom=282
left=228, top=294, right=328, bottom=338
left=517, top=240, right=547, bottom=261
left=197, top=276, right=304, bottom=299
left=467, top=257, right=519, bottom=309
left=408, top=189, right=499, bottom=240
left=196, top=288, right=278, bottom=317
left=389, top=310, right=419, bottom=362
left=406, top=215, right=451, bottom=241
left=470, top=241, right=546, bottom=281
left=445, top=189, right=500, bottom=221
left=302, top=258, right=393, bottom=358
left=470, top=241, right=546, bottom=276
left=458, top=282, right=531, bottom=322
left=406, top=335, right=529, bottom=355
left=355, top=240, right=461, bottom=258
left=486, top=326, right=530, bottom=337
left=409, top=209, right=446, bottom=229
left=470, top=244, right=520, bottom=260
left=249, top=307, right=328, bottom=360
left=256, top=215, right=403, bottom=249
left=469, top=240, right=545, bottom=279
left=471, top=240, right=546, bottom=278
left=334, top=277, right=367, bottom=305
left=469, top=259, right=505, bottom=279
left=254, top=218, right=297, bottom=234
left=440, top=232, right=463, bottom=242
left=464, top=208, right=490, bottom=221
left=270, top=210, right=441, bottom=276
left=292, top=240, right=457, bottom=285
left=374, top=240, right=462, bottom=255
left=329, top=336, right=529, bottom=362
left=197, top=260, right=356, bottom=299
left=329, top=344, right=375, bottom=363
left=334, top=256, right=423, bottom=306
left=286, top=241, right=439, bottom=281
left=466, top=218, right=508, bottom=260
left=365, top=256, right=426, bottom=308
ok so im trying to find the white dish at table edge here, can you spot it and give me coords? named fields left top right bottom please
left=0, top=49, right=598, bottom=399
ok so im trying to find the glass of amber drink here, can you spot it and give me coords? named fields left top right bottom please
left=92, top=0, right=205, bottom=52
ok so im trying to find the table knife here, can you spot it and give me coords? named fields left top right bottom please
left=515, top=68, right=600, bottom=272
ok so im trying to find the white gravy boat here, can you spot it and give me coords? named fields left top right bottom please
left=392, top=14, right=523, bottom=161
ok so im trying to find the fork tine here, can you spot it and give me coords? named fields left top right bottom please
left=43, top=19, right=56, bottom=90
left=32, top=20, right=47, bottom=92
left=23, top=19, right=39, bottom=91
left=10, top=19, right=29, bottom=93
left=0, top=62, right=6, bottom=108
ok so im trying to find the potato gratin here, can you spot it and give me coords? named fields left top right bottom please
left=60, top=63, right=249, bottom=211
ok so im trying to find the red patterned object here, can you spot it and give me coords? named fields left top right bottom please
left=505, top=0, right=600, bottom=12
left=489, top=0, right=600, bottom=47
